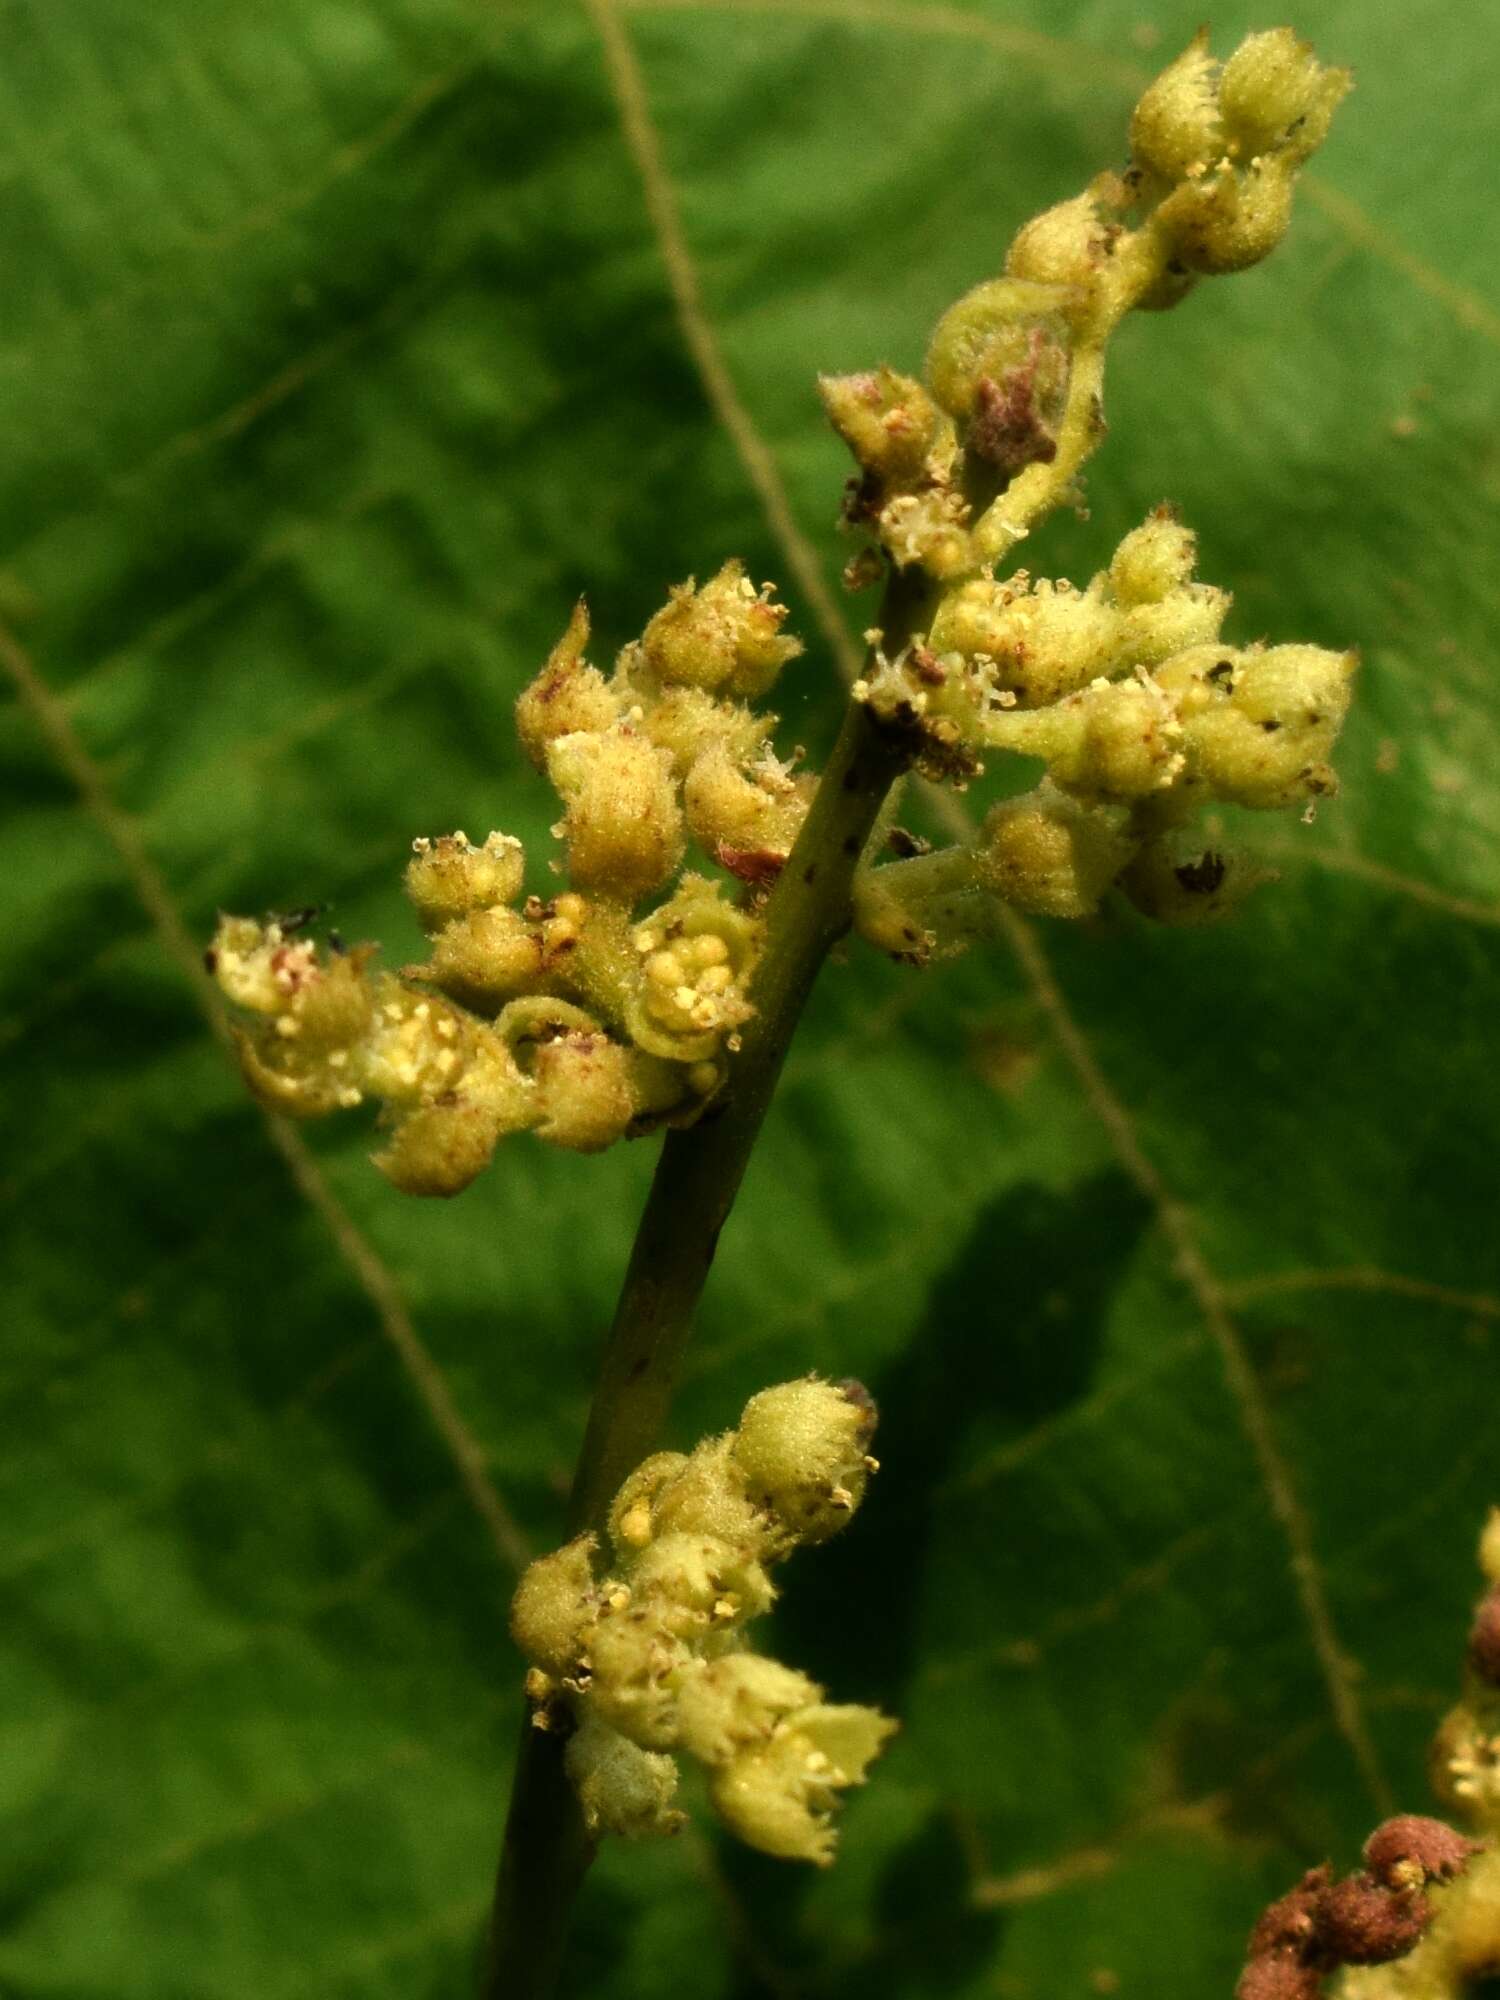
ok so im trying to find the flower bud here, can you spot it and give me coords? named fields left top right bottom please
left=627, top=1530, right=774, bottom=1630
left=626, top=877, right=759, bottom=1063
left=675, top=1655, right=822, bottom=1768
left=608, top=1452, right=690, bottom=1556
left=708, top=1701, right=897, bottom=1864
left=977, top=784, right=1138, bottom=918
left=1157, top=159, right=1296, bottom=276
left=405, top=831, right=525, bottom=932
left=564, top=1710, right=685, bottom=1841
left=732, top=1376, right=877, bottom=1543
left=648, top=1435, right=779, bottom=1556
left=1006, top=188, right=1120, bottom=292
left=374, top=1056, right=527, bottom=1194
left=1130, top=32, right=1223, bottom=181
left=1219, top=29, right=1352, bottom=163
left=423, top=905, right=545, bottom=1010
left=360, top=985, right=478, bottom=1108
left=818, top=367, right=946, bottom=486
left=1362, top=1815, right=1481, bottom=1890
left=925, top=278, right=1073, bottom=424
left=641, top=561, right=802, bottom=701
left=927, top=577, right=1122, bottom=708
left=587, top=1603, right=691, bottom=1748
left=510, top=1534, right=597, bottom=1677
left=547, top=726, right=684, bottom=899
left=529, top=1028, right=637, bottom=1152
left=982, top=677, right=1184, bottom=802
left=682, top=740, right=812, bottom=865
left=1108, top=510, right=1198, bottom=606
left=515, top=601, right=620, bottom=769
left=1162, top=642, right=1356, bottom=809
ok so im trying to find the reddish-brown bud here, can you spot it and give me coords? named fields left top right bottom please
left=1311, top=1875, right=1431, bottom=1966
left=1247, top=1866, right=1331, bottom=1958
left=1363, top=1814, right=1483, bottom=1889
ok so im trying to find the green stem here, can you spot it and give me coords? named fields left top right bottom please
left=481, top=569, right=932, bottom=1999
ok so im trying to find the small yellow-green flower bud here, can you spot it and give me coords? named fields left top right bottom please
left=977, top=784, right=1138, bottom=918
left=405, top=831, right=525, bottom=933
left=373, top=1040, right=533, bottom=1194
left=608, top=1451, right=691, bottom=1556
left=650, top=1435, right=779, bottom=1556
left=876, top=486, right=973, bottom=578
left=1130, top=31, right=1223, bottom=181
left=360, top=985, right=478, bottom=1108
left=1160, top=642, right=1356, bottom=807
left=587, top=1606, right=691, bottom=1749
left=423, top=905, right=545, bottom=1010
left=628, top=680, right=769, bottom=779
left=1156, top=158, right=1296, bottom=276
left=818, top=367, right=946, bottom=487
left=1219, top=28, right=1352, bottom=163
left=564, top=1710, right=685, bottom=1842
left=708, top=1701, right=897, bottom=1865
left=732, top=1376, right=877, bottom=1544
left=675, top=1655, right=822, bottom=1768
left=925, top=278, right=1073, bottom=423
left=626, top=877, right=759, bottom=1063
left=1006, top=187, right=1119, bottom=292
left=1120, top=583, right=1231, bottom=667
left=515, top=601, right=620, bottom=769
left=509, top=1534, right=597, bottom=1677
left=529, top=1028, right=637, bottom=1153
left=683, top=740, right=811, bottom=864
left=641, top=561, right=802, bottom=701
left=627, top=1530, right=774, bottom=1631
left=983, top=676, right=1185, bottom=802
left=547, top=726, right=684, bottom=900
left=1108, top=510, right=1198, bottom=606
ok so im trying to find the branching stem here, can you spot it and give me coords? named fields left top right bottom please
left=481, top=569, right=932, bottom=1999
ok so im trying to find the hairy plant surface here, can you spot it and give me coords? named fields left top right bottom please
left=3, top=3, right=1499, bottom=1998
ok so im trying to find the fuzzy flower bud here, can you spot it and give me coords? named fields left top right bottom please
left=819, top=367, right=946, bottom=487
left=509, top=1534, right=597, bottom=1677
left=1108, top=510, right=1199, bottom=606
left=641, top=561, right=802, bottom=701
left=1130, top=31, right=1223, bottom=181
left=1005, top=185, right=1123, bottom=292
left=547, top=726, right=684, bottom=899
left=1159, top=642, right=1357, bottom=808
left=708, top=1700, right=897, bottom=1865
left=1219, top=28, right=1352, bottom=162
left=405, top=831, right=525, bottom=933
left=732, top=1376, right=878, bottom=1543
left=980, top=675, right=1185, bottom=802
left=515, top=601, right=620, bottom=769
left=977, top=784, right=1138, bottom=919
left=565, top=1710, right=685, bottom=1841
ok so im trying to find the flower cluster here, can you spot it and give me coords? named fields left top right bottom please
left=815, top=29, right=1356, bottom=958
left=206, top=564, right=811, bottom=1194
left=1236, top=1514, right=1500, bottom=2000
left=509, top=1377, right=896, bottom=1863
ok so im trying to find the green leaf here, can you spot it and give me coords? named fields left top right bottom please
left=4, top=2, right=1497, bottom=1995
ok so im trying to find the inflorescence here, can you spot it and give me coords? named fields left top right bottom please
left=207, top=27, right=1353, bottom=1206
left=510, top=1377, right=895, bottom=1863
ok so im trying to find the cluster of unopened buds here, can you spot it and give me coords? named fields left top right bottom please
left=509, top=1378, right=895, bottom=1862
left=206, top=26, right=1355, bottom=1200
left=1236, top=1515, right=1500, bottom=2000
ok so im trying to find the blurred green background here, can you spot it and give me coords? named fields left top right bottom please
left=3, top=1, right=1499, bottom=1994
